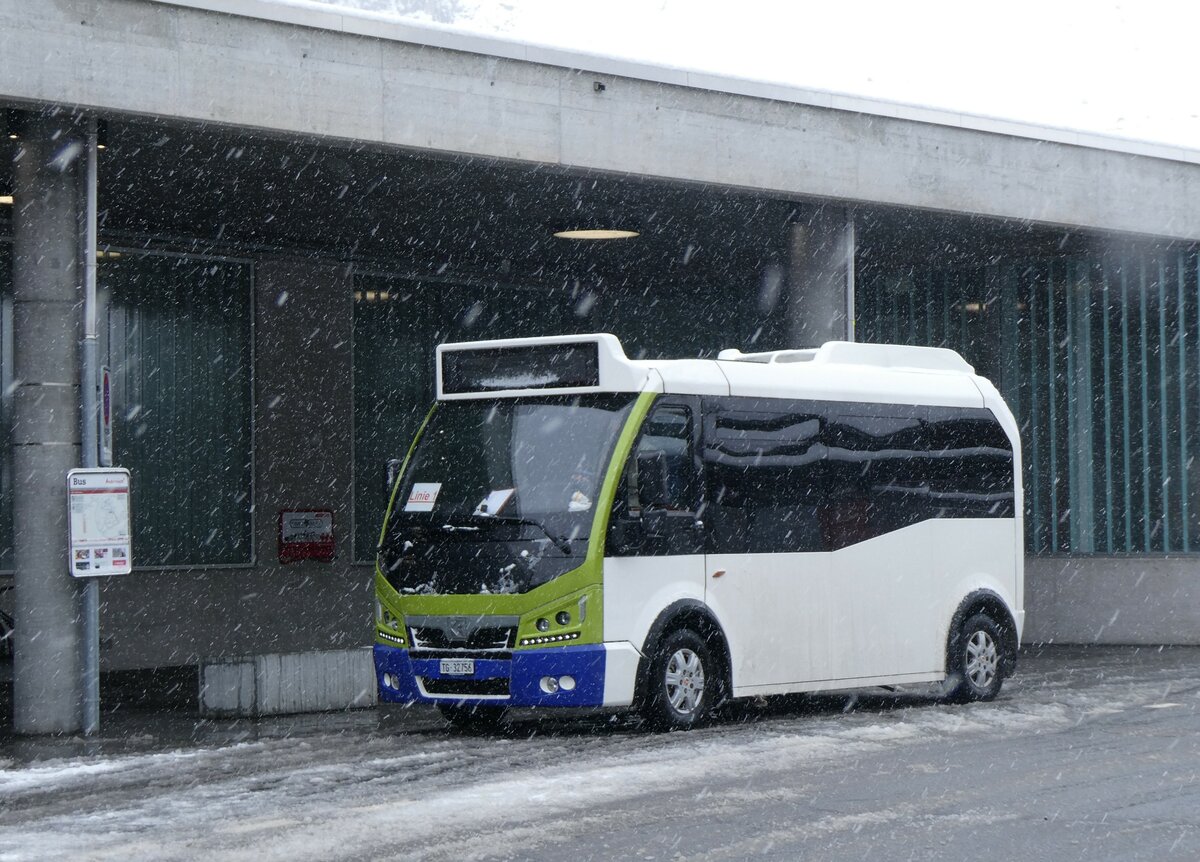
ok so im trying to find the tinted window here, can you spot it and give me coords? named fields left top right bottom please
left=703, top=402, right=825, bottom=554
left=607, top=402, right=702, bottom=556
left=703, top=397, right=1014, bottom=554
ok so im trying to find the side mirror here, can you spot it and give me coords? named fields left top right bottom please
left=384, top=458, right=404, bottom=504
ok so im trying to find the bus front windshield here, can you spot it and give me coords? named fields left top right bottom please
left=380, top=394, right=638, bottom=595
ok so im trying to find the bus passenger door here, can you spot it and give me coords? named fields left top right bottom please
left=701, top=398, right=838, bottom=693
left=602, top=399, right=707, bottom=699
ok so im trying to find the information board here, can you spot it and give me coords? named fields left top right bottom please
left=67, top=468, right=132, bottom=577
left=278, top=510, right=335, bottom=563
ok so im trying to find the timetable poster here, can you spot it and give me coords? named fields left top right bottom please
left=68, top=468, right=132, bottom=577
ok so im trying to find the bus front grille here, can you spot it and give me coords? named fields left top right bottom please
left=408, top=615, right=518, bottom=651
left=420, top=677, right=510, bottom=697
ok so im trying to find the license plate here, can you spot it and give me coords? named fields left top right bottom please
left=439, top=658, right=475, bottom=676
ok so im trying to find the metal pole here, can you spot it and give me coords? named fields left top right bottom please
left=844, top=210, right=856, bottom=343
left=81, top=116, right=100, bottom=735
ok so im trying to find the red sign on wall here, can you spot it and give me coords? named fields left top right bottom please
left=278, top=510, right=335, bottom=563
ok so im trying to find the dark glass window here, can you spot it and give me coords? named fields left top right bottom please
left=703, top=400, right=825, bottom=554
left=0, top=246, right=253, bottom=570
left=703, top=397, right=1014, bottom=554
left=441, top=342, right=600, bottom=394
left=607, top=401, right=702, bottom=557
left=104, top=253, right=254, bottom=566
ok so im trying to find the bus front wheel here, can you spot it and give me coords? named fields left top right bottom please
left=640, top=628, right=715, bottom=731
left=943, top=612, right=1006, bottom=703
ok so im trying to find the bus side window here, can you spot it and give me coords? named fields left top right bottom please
left=703, top=398, right=824, bottom=555
left=607, top=403, right=700, bottom=556
left=634, top=406, right=698, bottom=514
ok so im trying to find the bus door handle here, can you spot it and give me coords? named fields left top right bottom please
left=711, top=569, right=726, bottom=579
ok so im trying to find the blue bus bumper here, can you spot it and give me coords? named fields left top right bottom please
left=374, top=642, right=607, bottom=708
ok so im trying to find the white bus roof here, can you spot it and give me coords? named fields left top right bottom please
left=435, top=333, right=996, bottom=413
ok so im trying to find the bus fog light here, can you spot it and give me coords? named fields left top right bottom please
left=559, top=675, right=576, bottom=691
left=539, top=676, right=559, bottom=694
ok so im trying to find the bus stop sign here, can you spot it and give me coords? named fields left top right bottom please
left=67, top=468, right=132, bottom=577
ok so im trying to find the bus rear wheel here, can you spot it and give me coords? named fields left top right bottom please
left=944, top=612, right=1006, bottom=703
left=640, top=629, right=715, bottom=731
left=438, top=703, right=506, bottom=733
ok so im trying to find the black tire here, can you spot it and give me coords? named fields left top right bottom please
left=943, top=612, right=1006, bottom=703
left=438, top=703, right=506, bottom=733
left=640, top=628, right=716, bottom=731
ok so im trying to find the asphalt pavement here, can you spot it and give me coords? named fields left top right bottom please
left=1, top=645, right=1199, bottom=861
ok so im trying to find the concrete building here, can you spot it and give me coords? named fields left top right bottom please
left=2, top=0, right=1199, bottom=732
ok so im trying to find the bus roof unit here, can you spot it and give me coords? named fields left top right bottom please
left=436, top=333, right=991, bottom=412
left=718, top=341, right=975, bottom=374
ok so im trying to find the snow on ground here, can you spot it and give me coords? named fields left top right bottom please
left=3, top=649, right=1199, bottom=861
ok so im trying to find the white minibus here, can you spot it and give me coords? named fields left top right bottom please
left=374, top=333, right=1023, bottom=730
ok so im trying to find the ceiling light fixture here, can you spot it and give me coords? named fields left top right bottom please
left=0, top=195, right=12, bottom=205
left=553, top=228, right=640, bottom=240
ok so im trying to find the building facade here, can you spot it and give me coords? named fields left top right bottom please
left=2, top=0, right=1200, bottom=731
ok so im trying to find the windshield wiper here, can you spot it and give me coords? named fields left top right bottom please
left=468, top=514, right=573, bottom=555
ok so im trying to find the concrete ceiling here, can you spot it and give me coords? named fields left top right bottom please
left=0, top=111, right=1141, bottom=296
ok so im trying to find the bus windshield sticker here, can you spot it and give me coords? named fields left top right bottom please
left=405, top=482, right=442, bottom=512
left=474, top=488, right=516, bottom=517
left=568, top=490, right=592, bottom=512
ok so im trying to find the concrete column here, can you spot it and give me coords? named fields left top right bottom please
left=11, top=112, right=85, bottom=734
left=787, top=207, right=856, bottom=348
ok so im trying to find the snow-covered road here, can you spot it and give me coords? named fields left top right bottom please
left=2, top=646, right=1199, bottom=861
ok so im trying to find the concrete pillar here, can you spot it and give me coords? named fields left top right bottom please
left=11, top=112, right=85, bottom=734
left=787, top=207, right=856, bottom=348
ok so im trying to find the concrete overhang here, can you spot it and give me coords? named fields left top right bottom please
left=1, top=0, right=1198, bottom=240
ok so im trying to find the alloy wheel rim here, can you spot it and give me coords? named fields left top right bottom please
left=965, top=630, right=999, bottom=688
left=665, top=648, right=705, bottom=715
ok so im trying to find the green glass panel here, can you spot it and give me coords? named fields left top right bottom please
left=859, top=246, right=1200, bottom=556
left=104, top=253, right=253, bottom=566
